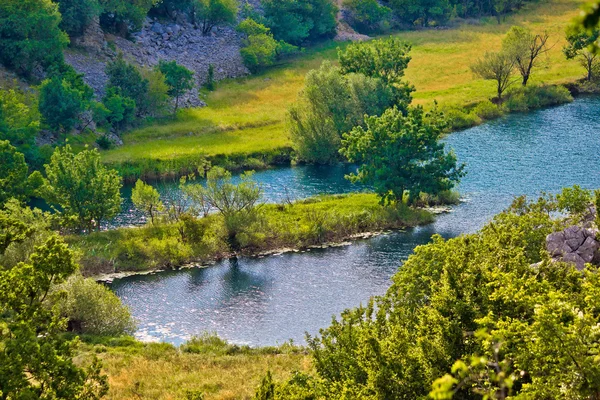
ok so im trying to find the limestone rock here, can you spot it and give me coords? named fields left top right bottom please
left=546, top=226, right=600, bottom=270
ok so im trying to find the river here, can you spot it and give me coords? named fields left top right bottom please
left=109, top=96, right=600, bottom=346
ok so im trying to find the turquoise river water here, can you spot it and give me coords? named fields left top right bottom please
left=109, top=97, right=600, bottom=346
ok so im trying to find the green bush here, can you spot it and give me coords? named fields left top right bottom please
left=261, top=0, right=338, bottom=45
left=505, top=84, right=573, bottom=112
left=238, top=18, right=297, bottom=73
left=57, top=0, right=102, bottom=37
left=53, top=274, right=136, bottom=336
left=343, top=0, right=391, bottom=34
left=0, top=0, right=68, bottom=77
left=472, top=100, right=504, bottom=120
left=443, top=107, right=481, bottom=130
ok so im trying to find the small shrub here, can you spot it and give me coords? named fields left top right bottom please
left=505, top=84, right=573, bottom=112
left=473, top=100, right=504, bottom=120
left=444, top=107, right=481, bottom=130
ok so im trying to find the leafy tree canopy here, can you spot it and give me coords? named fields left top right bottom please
left=0, top=0, right=68, bottom=77
left=42, top=144, right=122, bottom=232
left=158, top=60, right=195, bottom=113
left=261, top=0, right=338, bottom=45
left=191, top=0, right=239, bottom=35
left=340, top=106, right=465, bottom=205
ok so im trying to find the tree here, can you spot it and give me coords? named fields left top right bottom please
left=0, top=0, right=69, bottom=77
left=105, top=54, right=150, bottom=115
left=191, top=0, right=238, bottom=35
left=102, top=87, right=137, bottom=131
left=238, top=18, right=283, bottom=73
left=0, top=88, right=41, bottom=168
left=343, top=0, right=391, bottom=34
left=564, top=26, right=600, bottom=82
left=387, top=0, right=451, bottom=26
left=0, top=234, right=108, bottom=399
left=340, top=106, right=465, bottom=205
left=189, top=167, right=262, bottom=249
left=261, top=0, right=338, bottom=45
left=57, top=0, right=102, bottom=37
left=99, top=0, right=159, bottom=33
left=38, top=76, right=87, bottom=137
left=131, top=179, right=164, bottom=225
left=141, top=67, right=170, bottom=117
left=0, top=141, right=37, bottom=204
left=158, top=60, right=195, bottom=113
left=471, top=50, right=516, bottom=101
left=503, top=26, right=550, bottom=86
left=338, top=37, right=415, bottom=102
left=290, top=61, right=398, bottom=164
left=42, top=145, right=122, bottom=232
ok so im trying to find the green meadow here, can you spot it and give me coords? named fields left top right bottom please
left=101, top=0, right=586, bottom=180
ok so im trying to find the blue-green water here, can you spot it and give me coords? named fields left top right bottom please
left=109, top=97, right=600, bottom=346
left=111, top=163, right=363, bottom=228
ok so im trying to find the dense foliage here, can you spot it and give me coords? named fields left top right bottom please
left=191, top=0, right=238, bottom=34
left=42, top=145, right=122, bottom=232
left=258, top=189, right=600, bottom=399
left=341, top=106, right=465, bottom=204
left=0, top=0, right=68, bottom=77
left=290, top=37, right=413, bottom=164
left=158, top=60, right=195, bottom=113
left=343, top=0, right=392, bottom=34
left=237, top=18, right=297, bottom=73
left=260, top=0, right=338, bottom=45
left=0, top=228, right=108, bottom=398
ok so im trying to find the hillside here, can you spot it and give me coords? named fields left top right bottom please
left=99, top=0, right=587, bottom=180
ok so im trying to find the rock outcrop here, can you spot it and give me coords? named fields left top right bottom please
left=546, top=225, right=600, bottom=270
left=65, top=18, right=249, bottom=109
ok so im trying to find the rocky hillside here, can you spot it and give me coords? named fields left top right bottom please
left=65, top=16, right=249, bottom=109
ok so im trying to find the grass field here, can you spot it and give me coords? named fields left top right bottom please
left=78, top=336, right=309, bottom=400
left=101, top=0, right=586, bottom=178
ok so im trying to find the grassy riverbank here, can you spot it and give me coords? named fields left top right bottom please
left=69, top=193, right=441, bottom=276
left=77, top=335, right=309, bottom=400
left=100, top=0, right=588, bottom=181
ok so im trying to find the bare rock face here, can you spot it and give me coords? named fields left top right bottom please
left=546, top=226, right=600, bottom=270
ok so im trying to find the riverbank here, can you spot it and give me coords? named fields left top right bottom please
left=97, top=0, right=590, bottom=181
left=68, top=193, right=446, bottom=277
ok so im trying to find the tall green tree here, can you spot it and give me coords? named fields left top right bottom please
left=564, top=26, right=600, bottom=81
left=338, top=37, right=414, bottom=102
left=57, top=0, right=102, bottom=37
left=261, top=0, right=338, bottom=45
left=0, top=0, right=69, bottom=77
left=502, top=26, right=550, bottom=86
left=387, top=0, right=451, bottom=26
left=289, top=61, right=397, bottom=164
left=158, top=60, right=195, bottom=113
left=343, top=0, right=391, bottom=34
left=0, top=233, right=108, bottom=399
left=99, top=0, right=159, bottom=33
left=340, top=106, right=465, bottom=205
left=471, top=50, right=516, bottom=101
left=105, top=54, right=150, bottom=115
left=191, top=0, right=239, bottom=35
left=42, top=145, right=122, bottom=232
left=38, top=76, right=88, bottom=137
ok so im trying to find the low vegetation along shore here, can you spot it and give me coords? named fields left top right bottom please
left=70, top=192, right=444, bottom=276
